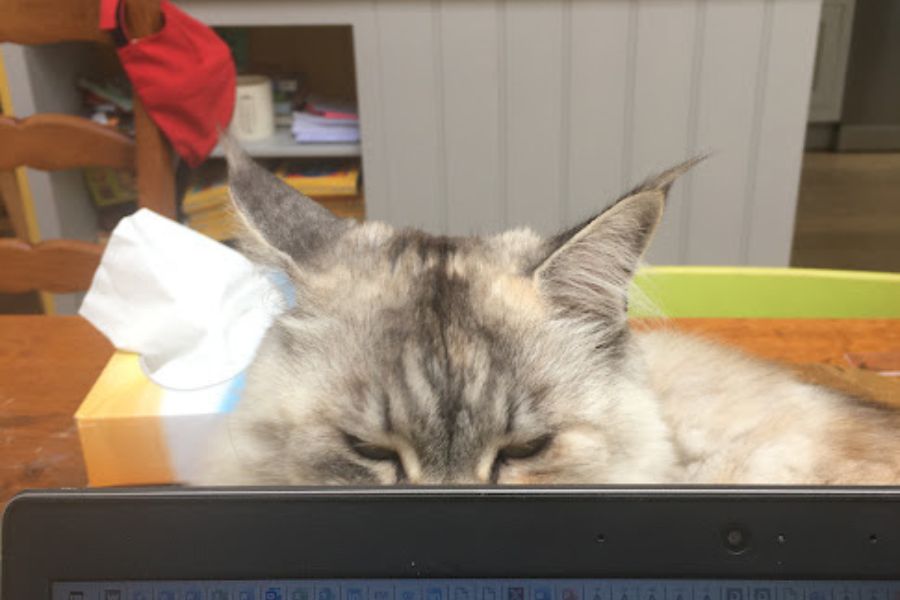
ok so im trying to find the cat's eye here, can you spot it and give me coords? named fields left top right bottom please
left=498, top=434, right=553, bottom=461
left=344, top=433, right=400, bottom=462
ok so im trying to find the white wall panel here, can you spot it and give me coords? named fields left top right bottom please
left=687, top=0, right=767, bottom=264
left=566, top=0, right=632, bottom=225
left=374, top=0, right=445, bottom=231
left=746, top=0, right=822, bottom=265
left=503, top=0, right=566, bottom=231
left=439, top=0, right=504, bottom=234
left=628, top=0, right=700, bottom=264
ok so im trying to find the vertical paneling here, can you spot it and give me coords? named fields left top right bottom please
left=440, top=0, right=503, bottom=234
left=566, top=0, right=631, bottom=224
left=746, top=0, right=822, bottom=265
left=686, top=0, right=767, bottom=264
left=348, top=2, right=390, bottom=226
left=504, top=0, right=565, bottom=232
left=374, top=0, right=444, bottom=231
left=629, top=0, right=700, bottom=264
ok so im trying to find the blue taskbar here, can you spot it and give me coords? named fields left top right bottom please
left=52, top=579, right=900, bottom=600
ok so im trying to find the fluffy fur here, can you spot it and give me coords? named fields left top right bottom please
left=194, top=146, right=900, bottom=486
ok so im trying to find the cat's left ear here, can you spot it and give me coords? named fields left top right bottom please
left=222, top=135, right=352, bottom=270
left=533, top=158, right=701, bottom=322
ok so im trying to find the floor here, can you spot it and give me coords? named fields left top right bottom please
left=791, top=152, right=900, bottom=273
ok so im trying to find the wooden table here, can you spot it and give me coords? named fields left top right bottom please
left=1, top=316, right=899, bottom=510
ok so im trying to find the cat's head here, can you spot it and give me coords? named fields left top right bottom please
left=206, top=141, right=697, bottom=485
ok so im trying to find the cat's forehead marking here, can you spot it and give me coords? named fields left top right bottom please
left=383, top=323, right=527, bottom=472
left=385, top=230, right=465, bottom=271
left=487, top=273, right=545, bottom=320
left=445, top=252, right=471, bottom=278
left=361, top=232, right=552, bottom=470
left=356, top=221, right=394, bottom=244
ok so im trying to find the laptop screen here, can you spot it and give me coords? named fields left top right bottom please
left=51, top=578, right=900, bottom=600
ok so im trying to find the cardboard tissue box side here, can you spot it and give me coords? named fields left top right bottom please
left=76, top=351, right=242, bottom=486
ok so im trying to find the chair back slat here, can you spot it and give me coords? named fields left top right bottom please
left=0, top=114, right=136, bottom=171
left=0, top=238, right=103, bottom=294
left=1, top=0, right=175, bottom=306
left=0, top=0, right=109, bottom=44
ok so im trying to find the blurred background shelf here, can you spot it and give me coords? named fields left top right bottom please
left=185, top=194, right=364, bottom=242
left=210, top=127, right=361, bottom=158
left=315, top=194, right=365, bottom=221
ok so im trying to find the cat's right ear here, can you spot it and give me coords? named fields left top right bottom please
left=223, top=135, right=352, bottom=269
left=532, top=158, right=701, bottom=325
left=532, top=190, right=664, bottom=326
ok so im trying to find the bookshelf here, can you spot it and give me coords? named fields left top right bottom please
left=315, top=195, right=365, bottom=221
left=209, top=127, right=361, bottom=159
left=202, top=25, right=364, bottom=243
left=4, top=24, right=363, bottom=313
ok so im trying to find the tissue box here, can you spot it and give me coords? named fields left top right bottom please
left=76, top=352, right=242, bottom=486
left=75, top=209, right=283, bottom=487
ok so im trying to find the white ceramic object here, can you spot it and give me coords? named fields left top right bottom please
left=229, top=75, right=275, bottom=141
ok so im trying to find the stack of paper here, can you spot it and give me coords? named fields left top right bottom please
left=292, top=96, right=360, bottom=144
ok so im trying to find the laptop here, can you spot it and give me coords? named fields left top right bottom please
left=2, top=487, right=898, bottom=599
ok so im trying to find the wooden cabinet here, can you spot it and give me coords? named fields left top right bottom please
left=808, top=0, right=856, bottom=123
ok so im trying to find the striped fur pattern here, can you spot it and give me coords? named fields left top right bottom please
left=195, top=147, right=900, bottom=485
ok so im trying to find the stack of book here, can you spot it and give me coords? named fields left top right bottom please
left=183, top=162, right=362, bottom=241
left=279, top=162, right=363, bottom=220
left=277, top=162, right=359, bottom=196
left=180, top=162, right=232, bottom=241
left=292, top=96, right=359, bottom=144
left=78, top=77, right=134, bottom=134
left=83, top=167, right=137, bottom=243
left=78, top=76, right=138, bottom=241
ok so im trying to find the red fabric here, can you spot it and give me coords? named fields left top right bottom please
left=99, top=0, right=118, bottom=30
left=103, top=0, right=236, bottom=167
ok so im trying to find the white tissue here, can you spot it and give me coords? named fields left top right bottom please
left=80, top=208, right=284, bottom=390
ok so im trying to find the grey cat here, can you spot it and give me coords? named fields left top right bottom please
left=195, top=144, right=900, bottom=486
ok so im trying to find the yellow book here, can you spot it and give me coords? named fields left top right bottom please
left=182, top=184, right=230, bottom=215
left=187, top=209, right=239, bottom=242
left=314, top=195, right=366, bottom=220
left=278, top=163, right=360, bottom=196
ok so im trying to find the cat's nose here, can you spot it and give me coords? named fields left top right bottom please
left=444, top=473, right=490, bottom=485
left=408, top=472, right=483, bottom=485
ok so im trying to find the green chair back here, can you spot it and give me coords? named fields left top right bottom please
left=629, top=266, right=900, bottom=318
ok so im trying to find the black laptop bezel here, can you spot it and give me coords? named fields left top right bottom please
left=3, top=487, right=899, bottom=599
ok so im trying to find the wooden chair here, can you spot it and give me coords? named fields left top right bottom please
left=0, top=0, right=176, bottom=297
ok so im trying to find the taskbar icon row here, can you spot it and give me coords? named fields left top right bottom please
left=53, top=579, right=900, bottom=600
